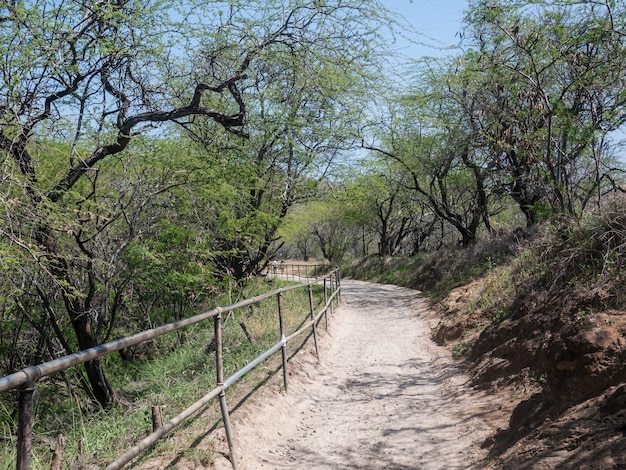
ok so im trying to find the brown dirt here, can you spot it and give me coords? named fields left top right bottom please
left=220, top=280, right=508, bottom=469
left=433, top=277, right=626, bottom=470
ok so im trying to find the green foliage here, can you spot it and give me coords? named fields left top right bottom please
left=492, top=308, right=509, bottom=323
left=343, top=228, right=525, bottom=299
left=278, top=204, right=324, bottom=260
left=459, top=0, right=626, bottom=222
left=0, top=0, right=395, bottom=410
left=452, top=340, right=475, bottom=360
left=414, top=192, right=626, bottom=340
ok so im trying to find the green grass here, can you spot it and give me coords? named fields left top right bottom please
left=0, top=276, right=330, bottom=469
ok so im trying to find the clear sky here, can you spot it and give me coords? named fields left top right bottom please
left=381, top=0, right=470, bottom=60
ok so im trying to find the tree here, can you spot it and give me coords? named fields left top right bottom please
left=364, top=102, right=493, bottom=247
left=111, top=138, right=223, bottom=335
left=0, top=0, right=392, bottom=407
left=308, top=199, right=355, bottom=264
left=461, top=0, right=626, bottom=224
left=342, top=161, right=422, bottom=257
left=184, top=1, right=384, bottom=278
left=279, top=204, right=322, bottom=261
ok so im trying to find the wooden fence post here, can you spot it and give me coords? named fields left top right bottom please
left=336, top=270, right=341, bottom=303
left=323, top=278, right=328, bottom=329
left=151, top=406, right=163, bottom=431
left=329, top=274, right=334, bottom=316
left=16, top=382, right=36, bottom=470
left=277, top=291, right=289, bottom=393
left=308, top=284, right=320, bottom=361
left=50, top=434, right=65, bottom=470
left=214, top=313, right=240, bottom=470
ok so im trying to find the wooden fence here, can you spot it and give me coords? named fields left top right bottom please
left=0, top=267, right=341, bottom=470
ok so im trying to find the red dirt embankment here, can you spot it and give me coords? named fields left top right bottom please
left=434, top=279, right=626, bottom=469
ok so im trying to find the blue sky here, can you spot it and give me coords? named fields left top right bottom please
left=381, top=0, right=470, bottom=60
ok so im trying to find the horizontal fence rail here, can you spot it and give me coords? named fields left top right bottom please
left=0, top=266, right=341, bottom=470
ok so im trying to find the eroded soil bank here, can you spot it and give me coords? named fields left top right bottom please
left=435, top=278, right=626, bottom=469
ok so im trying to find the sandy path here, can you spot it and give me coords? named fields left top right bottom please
left=231, top=280, right=498, bottom=470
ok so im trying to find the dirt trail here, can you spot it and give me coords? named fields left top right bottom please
left=227, top=280, right=503, bottom=470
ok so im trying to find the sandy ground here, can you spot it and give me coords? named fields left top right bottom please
left=226, top=280, right=503, bottom=470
